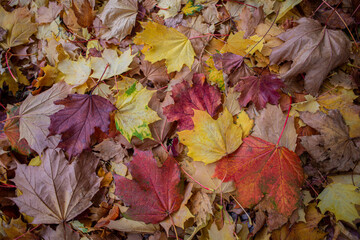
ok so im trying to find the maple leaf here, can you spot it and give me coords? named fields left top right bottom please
left=236, top=6, right=264, bottom=38
left=221, top=30, right=264, bottom=56
left=140, top=58, right=170, bottom=88
left=163, top=73, right=222, bottom=131
left=42, top=224, right=80, bottom=240
left=114, top=82, right=160, bottom=142
left=114, top=149, right=183, bottom=224
left=252, top=104, right=297, bottom=151
left=235, top=74, right=284, bottom=110
left=72, top=0, right=95, bottom=28
left=0, top=7, right=37, bottom=49
left=299, top=110, right=360, bottom=172
left=12, top=149, right=100, bottom=224
left=182, top=0, right=203, bottom=16
left=157, top=0, right=181, bottom=19
left=36, top=1, right=63, bottom=24
left=90, top=49, right=135, bottom=79
left=215, top=136, right=304, bottom=217
left=134, top=21, right=195, bottom=73
left=49, top=94, right=116, bottom=158
left=99, top=0, right=138, bottom=40
left=57, top=57, right=91, bottom=86
left=18, top=81, right=71, bottom=155
left=317, top=182, right=360, bottom=225
left=178, top=108, right=253, bottom=164
left=270, top=18, right=351, bottom=95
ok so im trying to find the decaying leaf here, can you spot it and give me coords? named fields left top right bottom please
left=12, top=149, right=100, bottom=224
left=300, top=110, right=360, bottom=172
left=270, top=18, right=351, bottom=95
left=114, top=149, right=183, bottom=224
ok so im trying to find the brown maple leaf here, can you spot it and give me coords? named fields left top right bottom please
left=300, top=110, right=360, bottom=172
left=270, top=18, right=350, bottom=95
left=12, top=149, right=100, bottom=224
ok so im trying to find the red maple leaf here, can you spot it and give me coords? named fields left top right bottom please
left=49, top=94, right=116, bottom=158
left=163, top=73, right=222, bottom=130
left=235, top=74, right=284, bottom=110
left=114, top=149, right=183, bottom=224
left=214, top=136, right=304, bottom=217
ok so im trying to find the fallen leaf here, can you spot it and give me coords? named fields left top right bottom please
left=317, top=182, right=360, bottom=225
left=107, top=218, right=160, bottom=233
left=208, top=210, right=236, bottom=240
left=99, top=0, right=138, bottom=40
left=90, top=48, right=135, bottom=79
left=224, top=88, right=242, bottom=116
left=72, top=0, right=95, bottom=28
left=114, top=149, right=183, bottom=224
left=140, top=58, right=170, bottom=88
left=134, top=21, right=195, bottom=73
left=178, top=108, right=253, bottom=164
left=236, top=6, right=264, bottom=38
left=252, top=104, right=297, bottom=151
left=182, top=0, right=203, bottom=16
left=190, top=191, right=213, bottom=226
left=0, top=7, right=37, bottom=49
left=114, top=82, right=160, bottom=142
left=235, top=74, right=284, bottom=110
left=300, top=110, right=360, bottom=172
left=42, top=223, right=80, bottom=240
left=49, top=94, right=116, bottom=158
left=157, top=0, right=181, bottom=19
left=215, top=136, right=304, bottom=217
left=221, top=30, right=264, bottom=56
left=205, top=56, right=225, bottom=91
left=12, top=149, right=100, bottom=224
left=36, top=1, right=63, bottom=24
left=290, top=94, right=320, bottom=117
left=163, top=73, right=222, bottom=131
left=18, top=81, right=71, bottom=155
left=160, top=183, right=194, bottom=235
left=57, top=57, right=91, bottom=86
left=270, top=18, right=351, bottom=95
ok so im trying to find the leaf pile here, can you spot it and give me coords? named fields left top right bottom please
left=0, top=0, right=359, bottom=239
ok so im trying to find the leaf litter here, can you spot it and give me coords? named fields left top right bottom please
left=0, top=0, right=359, bottom=239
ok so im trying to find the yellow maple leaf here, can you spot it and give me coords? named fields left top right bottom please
left=178, top=108, right=253, bottom=164
left=221, top=31, right=264, bottom=56
left=290, top=94, right=320, bottom=117
left=205, top=57, right=225, bottom=91
left=36, top=65, right=64, bottom=87
left=114, top=82, right=160, bottom=142
left=134, top=21, right=195, bottom=73
left=57, top=57, right=91, bottom=86
left=0, top=7, right=37, bottom=49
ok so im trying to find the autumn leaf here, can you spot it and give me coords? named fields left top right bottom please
left=134, top=21, right=195, bottom=73
left=215, top=136, right=304, bottom=217
left=18, top=81, right=71, bottom=155
left=42, top=224, right=80, bottom=240
left=178, top=108, right=253, bottom=164
left=300, top=110, right=360, bottom=172
left=270, top=18, right=351, bottom=95
left=157, top=0, right=181, bottom=19
left=0, top=6, right=37, bottom=49
left=36, top=1, right=63, bottom=24
left=182, top=0, right=203, bottom=16
left=72, top=0, right=95, bottom=28
left=114, top=82, right=160, bottom=142
left=163, top=73, right=222, bottom=131
left=57, top=57, right=91, bottom=86
left=12, top=149, right=100, bottom=224
left=317, top=182, right=360, bottom=225
left=140, top=58, right=169, bottom=88
left=49, top=94, right=116, bottom=158
left=221, top=30, right=264, bottom=56
left=114, top=149, right=183, bottom=224
left=235, top=74, right=284, bottom=110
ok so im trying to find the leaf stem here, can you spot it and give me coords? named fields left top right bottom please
left=5, top=48, right=17, bottom=82
left=13, top=224, right=42, bottom=240
left=169, top=214, right=179, bottom=240
left=276, top=94, right=292, bottom=147
left=90, top=64, right=109, bottom=95
left=229, top=193, right=252, bottom=226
